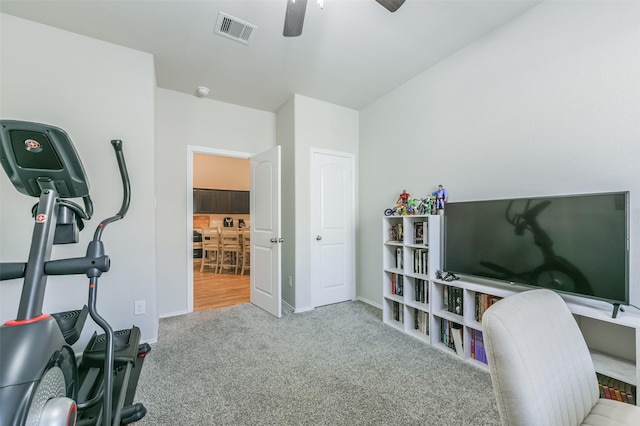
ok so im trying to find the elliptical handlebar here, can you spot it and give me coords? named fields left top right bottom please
left=93, top=140, right=130, bottom=242
left=82, top=139, right=133, bottom=426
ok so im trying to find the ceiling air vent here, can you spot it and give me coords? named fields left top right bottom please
left=214, top=12, right=256, bottom=45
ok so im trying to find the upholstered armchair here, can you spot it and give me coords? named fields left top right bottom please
left=482, top=289, right=640, bottom=425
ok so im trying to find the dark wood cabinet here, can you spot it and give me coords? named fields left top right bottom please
left=231, top=191, right=250, bottom=214
left=194, top=189, right=216, bottom=213
left=193, top=189, right=249, bottom=214
left=215, top=191, right=231, bottom=213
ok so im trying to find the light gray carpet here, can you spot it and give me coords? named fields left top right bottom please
left=135, top=301, right=500, bottom=425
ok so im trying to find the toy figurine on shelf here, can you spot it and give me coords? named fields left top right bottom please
left=385, top=190, right=442, bottom=216
left=420, top=195, right=435, bottom=216
left=406, top=198, right=420, bottom=215
left=385, top=190, right=410, bottom=216
left=432, top=185, right=448, bottom=214
left=397, top=189, right=410, bottom=206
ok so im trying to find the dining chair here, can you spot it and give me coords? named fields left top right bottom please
left=200, top=226, right=221, bottom=273
left=219, top=228, right=241, bottom=274
left=240, top=230, right=250, bottom=275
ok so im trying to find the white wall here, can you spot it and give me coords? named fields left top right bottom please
left=0, top=14, right=158, bottom=343
left=358, top=1, right=640, bottom=308
left=291, top=95, right=359, bottom=311
left=155, top=88, right=275, bottom=316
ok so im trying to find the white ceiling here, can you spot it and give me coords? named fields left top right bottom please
left=0, top=0, right=541, bottom=112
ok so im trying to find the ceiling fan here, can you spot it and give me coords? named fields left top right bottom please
left=283, top=0, right=406, bottom=37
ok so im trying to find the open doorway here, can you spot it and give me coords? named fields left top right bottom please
left=190, top=150, right=251, bottom=311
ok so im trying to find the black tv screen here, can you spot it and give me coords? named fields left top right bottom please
left=443, top=192, right=629, bottom=305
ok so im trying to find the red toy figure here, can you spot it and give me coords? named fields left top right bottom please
left=398, top=189, right=410, bottom=205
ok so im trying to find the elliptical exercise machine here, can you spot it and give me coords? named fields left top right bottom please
left=0, top=120, right=150, bottom=426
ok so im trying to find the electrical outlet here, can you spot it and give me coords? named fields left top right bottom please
left=134, top=300, right=146, bottom=315
left=288, top=276, right=293, bottom=287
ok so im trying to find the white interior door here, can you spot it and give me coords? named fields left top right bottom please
left=310, top=149, right=355, bottom=307
left=250, top=146, right=281, bottom=317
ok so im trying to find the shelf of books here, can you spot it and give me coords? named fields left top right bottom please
left=382, top=214, right=639, bottom=405
left=431, top=281, right=464, bottom=357
left=382, top=215, right=440, bottom=343
left=467, top=291, right=503, bottom=369
left=431, top=279, right=640, bottom=400
left=573, top=309, right=640, bottom=405
left=597, top=372, right=636, bottom=405
left=430, top=279, right=518, bottom=369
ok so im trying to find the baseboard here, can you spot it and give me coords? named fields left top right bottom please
left=356, top=296, right=381, bottom=310
left=284, top=298, right=381, bottom=314
left=282, top=300, right=295, bottom=314
left=159, top=309, right=189, bottom=319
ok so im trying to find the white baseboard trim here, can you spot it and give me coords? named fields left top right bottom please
left=282, top=300, right=295, bottom=314
left=283, top=297, right=383, bottom=314
left=287, top=298, right=381, bottom=313
left=159, top=309, right=189, bottom=319
left=356, top=296, right=381, bottom=310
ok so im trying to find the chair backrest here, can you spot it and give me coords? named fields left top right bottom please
left=482, top=289, right=599, bottom=426
left=201, top=227, right=220, bottom=249
left=221, top=228, right=240, bottom=249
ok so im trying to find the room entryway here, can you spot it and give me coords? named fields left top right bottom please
left=191, top=152, right=251, bottom=311
left=188, top=145, right=282, bottom=317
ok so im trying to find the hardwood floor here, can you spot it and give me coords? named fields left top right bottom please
left=193, top=263, right=250, bottom=311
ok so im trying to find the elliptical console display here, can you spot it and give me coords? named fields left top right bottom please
left=0, top=120, right=150, bottom=426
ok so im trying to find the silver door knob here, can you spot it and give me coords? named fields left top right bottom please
left=316, top=235, right=322, bottom=241
left=270, top=238, right=278, bottom=243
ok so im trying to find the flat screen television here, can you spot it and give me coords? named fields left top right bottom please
left=443, top=192, right=629, bottom=310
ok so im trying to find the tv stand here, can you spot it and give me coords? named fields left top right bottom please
left=382, top=214, right=639, bottom=405
left=613, top=303, right=622, bottom=319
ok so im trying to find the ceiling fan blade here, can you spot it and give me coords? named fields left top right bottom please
left=375, top=0, right=406, bottom=13
left=283, top=0, right=308, bottom=37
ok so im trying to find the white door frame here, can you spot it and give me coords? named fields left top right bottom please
left=186, top=145, right=253, bottom=313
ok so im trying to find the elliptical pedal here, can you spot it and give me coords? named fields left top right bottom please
left=82, top=326, right=142, bottom=368
left=76, top=327, right=150, bottom=425
left=52, top=305, right=89, bottom=345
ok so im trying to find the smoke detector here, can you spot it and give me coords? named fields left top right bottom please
left=214, top=12, right=257, bottom=45
left=196, top=86, right=210, bottom=97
